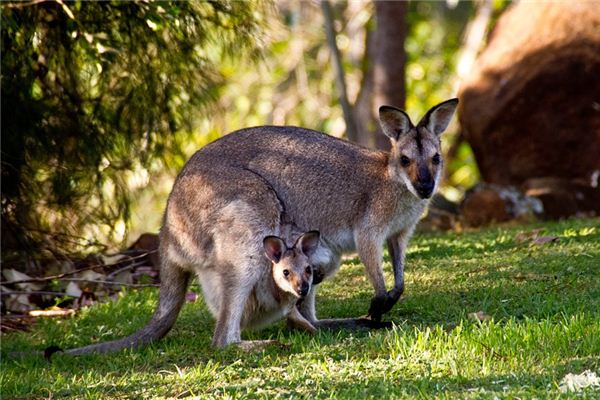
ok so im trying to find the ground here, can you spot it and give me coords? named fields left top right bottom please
left=2, top=218, right=599, bottom=399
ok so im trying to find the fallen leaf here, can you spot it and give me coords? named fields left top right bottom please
left=559, top=370, right=600, bottom=393
left=3, top=294, right=35, bottom=313
left=468, top=311, right=492, bottom=322
left=112, top=270, right=133, bottom=285
left=78, top=270, right=106, bottom=281
left=515, top=229, right=559, bottom=246
left=65, top=281, right=83, bottom=298
left=515, top=229, right=542, bottom=243
left=2, top=269, right=43, bottom=291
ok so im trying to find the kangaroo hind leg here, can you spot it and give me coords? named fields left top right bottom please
left=211, top=266, right=256, bottom=348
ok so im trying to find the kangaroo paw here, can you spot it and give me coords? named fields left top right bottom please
left=367, top=289, right=403, bottom=321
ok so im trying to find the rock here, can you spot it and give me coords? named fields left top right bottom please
left=127, top=233, right=160, bottom=267
left=460, top=184, right=542, bottom=227
left=522, top=176, right=600, bottom=219
left=418, top=193, right=459, bottom=231
left=458, top=2, right=600, bottom=187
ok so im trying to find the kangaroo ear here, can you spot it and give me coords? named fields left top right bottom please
left=418, top=98, right=459, bottom=136
left=295, top=230, right=320, bottom=258
left=379, top=106, right=414, bottom=141
left=263, top=236, right=285, bottom=263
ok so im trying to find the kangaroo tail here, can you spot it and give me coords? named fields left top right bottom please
left=65, top=265, right=191, bottom=355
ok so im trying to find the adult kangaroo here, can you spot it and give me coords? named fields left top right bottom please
left=168, top=98, right=458, bottom=327
left=60, top=98, right=458, bottom=354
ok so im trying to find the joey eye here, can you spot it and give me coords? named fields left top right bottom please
left=432, top=153, right=441, bottom=165
left=400, top=155, right=411, bottom=167
left=305, top=266, right=312, bottom=274
left=283, top=269, right=290, bottom=277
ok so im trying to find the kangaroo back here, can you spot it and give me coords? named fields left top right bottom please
left=192, top=126, right=385, bottom=238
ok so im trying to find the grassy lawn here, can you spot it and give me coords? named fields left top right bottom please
left=2, top=218, right=599, bottom=399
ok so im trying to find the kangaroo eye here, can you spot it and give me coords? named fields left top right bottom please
left=400, top=155, right=411, bottom=167
left=283, top=269, right=290, bottom=277
left=432, top=153, right=441, bottom=165
left=305, top=266, right=312, bottom=274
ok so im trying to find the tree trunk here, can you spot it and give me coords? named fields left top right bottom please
left=354, top=1, right=408, bottom=150
left=321, top=0, right=358, bottom=142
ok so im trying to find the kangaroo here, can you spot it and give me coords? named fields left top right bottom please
left=241, top=232, right=319, bottom=337
left=63, top=227, right=321, bottom=355
left=57, top=98, right=457, bottom=355
left=183, top=98, right=458, bottom=326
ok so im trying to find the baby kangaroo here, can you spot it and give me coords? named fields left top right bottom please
left=238, top=231, right=320, bottom=343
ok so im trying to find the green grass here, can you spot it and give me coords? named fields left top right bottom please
left=2, top=218, right=600, bottom=399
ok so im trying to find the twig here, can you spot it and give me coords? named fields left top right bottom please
left=0, top=314, right=38, bottom=319
left=60, top=278, right=159, bottom=288
left=21, top=227, right=107, bottom=248
left=3, top=251, right=156, bottom=285
left=106, top=259, right=150, bottom=280
left=2, top=0, right=49, bottom=9
left=0, top=291, right=76, bottom=297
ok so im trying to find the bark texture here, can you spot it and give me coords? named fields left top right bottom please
left=355, top=1, right=408, bottom=150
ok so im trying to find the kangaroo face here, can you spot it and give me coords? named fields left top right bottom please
left=271, top=251, right=313, bottom=298
left=263, top=231, right=320, bottom=298
left=392, top=126, right=443, bottom=199
left=379, top=99, right=459, bottom=200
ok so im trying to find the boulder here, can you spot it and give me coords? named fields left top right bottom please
left=459, top=2, right=600, bottom=188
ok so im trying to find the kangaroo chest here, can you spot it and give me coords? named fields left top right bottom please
left=386, top=198, right=428, bottom=236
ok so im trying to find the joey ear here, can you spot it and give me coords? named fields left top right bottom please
left=263, top=236, right=285, bottom=263
left=418, top=98, right=459, bottom=136
left=378, top=105, right=414, bottom=141
left=295, top=230, right=320, bottom=258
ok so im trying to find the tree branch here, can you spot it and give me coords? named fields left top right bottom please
left=321, top=0, right=358, bottom=142
left=2, top=251, right=157, bottom=285
left=2, top=0, right=49, bottom=9
left=454, top=0, right=493, bottom=92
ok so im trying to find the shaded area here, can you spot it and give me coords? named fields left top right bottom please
left=458, top=2, right=600, bottom=220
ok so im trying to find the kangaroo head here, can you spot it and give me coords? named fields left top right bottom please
left=263, top=231, right=320, bottom=298
left=379, top=98, right=459, bottom=199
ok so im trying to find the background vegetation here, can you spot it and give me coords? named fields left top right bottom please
left=1, top=0, right=268, bottom=265
left=2, top=0, right=508, bottom=269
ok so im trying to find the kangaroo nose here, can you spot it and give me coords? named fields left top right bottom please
left=415, top=182, right=434, bottom=199
left=299, top=282, right=310, bottom=297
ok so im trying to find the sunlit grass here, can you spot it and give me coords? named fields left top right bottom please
left=2, top=218, right=599, bottom=399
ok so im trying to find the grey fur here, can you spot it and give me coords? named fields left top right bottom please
left=63, top=98, right=458, bottom=354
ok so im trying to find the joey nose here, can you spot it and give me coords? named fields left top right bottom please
left=299, top=282, right=310, bottom=297
left=415, top=182, right=434, bottom=199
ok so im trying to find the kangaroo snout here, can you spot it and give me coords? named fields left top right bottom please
left=299, top=281, right=310, bottom=297
left=415, top=181, right=434, bottom=199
